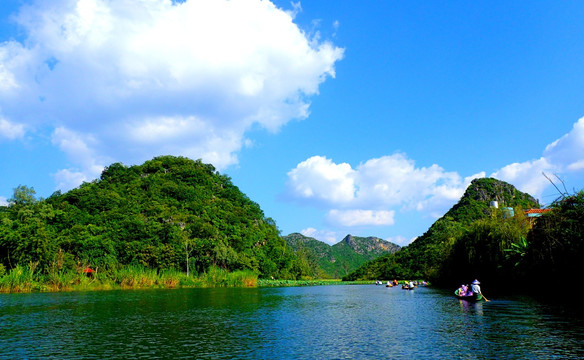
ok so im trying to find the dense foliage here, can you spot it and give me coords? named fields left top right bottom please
left=0, top=156, right=303, bottom=281
left=284, top=233, right=400, bottom=278
left=522, top=191, right=584, bottom=286
left=343, top=178, right=541, bottom=286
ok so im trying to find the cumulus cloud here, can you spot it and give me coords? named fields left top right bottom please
left=50, top=127, right=106, bottom=190
left=285, top=153, right=481, bottom=227
left=286, top=156, right=356, bottom=205
left=0, top=118, right=25, bottom=140
left=492, top=117, right=584, bottom=198
left=0, top=196, right=8, bottom=207
left=289, top=117, right=584, bottom=244
left=326, top=209, right=395, bottom=227
left=0, top=0, right=343, bottom=189
left=300, top=227, right=339, bottom=245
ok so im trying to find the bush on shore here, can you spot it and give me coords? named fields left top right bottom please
left=0, top=264, right=259, bottom=293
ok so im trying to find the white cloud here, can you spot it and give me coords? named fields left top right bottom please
left=0, top=196, right=8, bottom=206
left=0, top=118, right=25, bottom=140
left=286, top=156, right=356, bottom=205
left=326, top=209, right=395, bottom=227
left=491, top=158, right=552, bottom=198
left=285, top=153, right=478, bottom=225
left=53, top=168, right=91, bottom=192
left=354, top=154, right=470, bottom=210
left=492, top=117, right=584, bottom=198
left=51, top=127, right=105, bottom=191
left=287, top=117, right=584, bottom=240
left=544, top=117, right=584, bottom=169
left=0, top=0, right=343, bottom=190
left=286, top=117, right=584, bottom=246
left=385, top=235, right=415, bottom=247
left=301, top=227, right=341, bottom=245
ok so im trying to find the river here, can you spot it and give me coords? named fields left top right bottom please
left=0, top=285, right=582, bottom=359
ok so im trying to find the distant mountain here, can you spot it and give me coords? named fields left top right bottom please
left=343, top=178, right=540, bottom=282
left=284, top=233, right=401, bottom=278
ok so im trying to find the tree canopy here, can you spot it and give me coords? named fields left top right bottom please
left=0, top=156, right=301, bottom=279
left=343, top=178, right=542, bottom=287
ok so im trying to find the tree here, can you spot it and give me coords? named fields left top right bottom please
left=180, top=229, right=195, bottom=277
left=0, top=156, right=300, bottom=281
left=525, top=191, right=584, bottom=285
left=9, top=185, right=37, bottom=206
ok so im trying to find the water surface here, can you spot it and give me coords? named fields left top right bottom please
left=1, top=285, right=582, bottom=359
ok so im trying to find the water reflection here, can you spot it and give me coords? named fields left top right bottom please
left=0, top=286, right=583, bottom=359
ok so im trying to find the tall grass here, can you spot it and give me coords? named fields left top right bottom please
left=0, top=265, right=36, bottom=292
left=200, top=266, right=258, bottom=287
left=257, top=279, right=373, bottom=287
left=112, top=265, right=159, bottom=288
left=0, top=264, right=259, bottom=293
left=43, top=270, right=77, bottom=292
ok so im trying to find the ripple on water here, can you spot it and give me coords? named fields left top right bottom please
left=0, top=286, right=583, bottom=359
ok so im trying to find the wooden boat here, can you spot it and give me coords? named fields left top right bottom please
left=454, top=288, right=483, bottom=301
left=402, top=285, right=414, bottom=290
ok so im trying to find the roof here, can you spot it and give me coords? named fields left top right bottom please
left=525, top=209, right=552, bottom=217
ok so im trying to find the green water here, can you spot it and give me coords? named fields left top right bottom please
left=1, top=285, right=582, bottom=359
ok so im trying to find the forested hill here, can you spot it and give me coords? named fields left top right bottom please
left=284, top=233, right=401, bottom=278
left=0, top=156, right=303, bottom=279
left=343, top=178, right=541, bottom=284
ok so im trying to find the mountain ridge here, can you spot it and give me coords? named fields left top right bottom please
left=284, top=233, right=401, bottom=278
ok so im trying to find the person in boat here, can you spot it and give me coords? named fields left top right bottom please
left=471, top=279, right=482, bottom=296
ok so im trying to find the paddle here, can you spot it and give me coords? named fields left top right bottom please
left=482, top=294, right=490, bottom=302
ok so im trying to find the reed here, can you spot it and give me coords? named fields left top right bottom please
left=157, top=269, right=182, bottom=288
left=223, top=269, right=258, bottom=287
left=258, top=279, right=372, bottom=287
left=0, top=264, right=360, bottom=293
left=44, top=270, right=76, bottom=292
left=193, top=266, right=258, bottom=287
left=112, top=265, right=158, bottom=288
left=0, top=264, right=36, bottom=293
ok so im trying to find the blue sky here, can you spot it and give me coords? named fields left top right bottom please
left=1, top=1, right=583, bottom=245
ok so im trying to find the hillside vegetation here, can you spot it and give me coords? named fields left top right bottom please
left=284, top=233, right=400, bottom=278
left=344, top=178, right=541, bottom=286
left=0, top=156, right=304, bottom=288
left=2, top=160, right=580, bottom=294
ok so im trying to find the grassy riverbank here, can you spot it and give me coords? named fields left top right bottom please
left=258, top=279, right=374, bottom=287
left=0, top=264, right=258, bottom=293
left=0, top=262, right=417, bottom=293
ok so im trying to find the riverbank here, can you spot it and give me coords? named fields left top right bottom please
left=0, top=265, right=259, bottom=293
left=258, top=279, right=373, bottom=287
left=0, top=264, right=408, bottom=293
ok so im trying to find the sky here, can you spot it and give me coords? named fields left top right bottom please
left=1, top=0, right=583, bottom=246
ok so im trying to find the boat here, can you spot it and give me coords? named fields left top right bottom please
left=402, top=285, right=414, bottom=290
left=454, top=288, right=483, bottom=301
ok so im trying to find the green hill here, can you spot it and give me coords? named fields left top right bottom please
left=284, top=233, right=401, bottom=278
left=343, top=178, right=540, bottom=284
left=0, top=156, right=301, bottom=280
